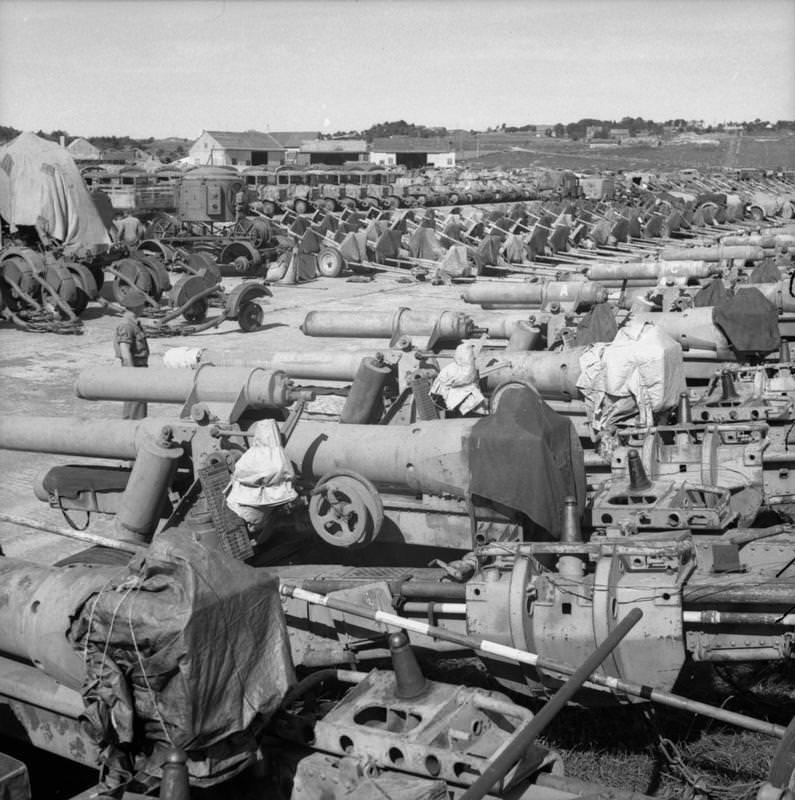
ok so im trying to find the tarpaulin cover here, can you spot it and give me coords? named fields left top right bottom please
left=0, top=132, right=111, bottom=252
left=375, top=229, right=403, bottom=261
left=503, top=233, right=527, bottom=263
left=577, top=319, right=686, bottom=433
left=714, top=288, right=780, bottom=355
left=469, top=385, right=585, bottom=538
left=68, top=535, right=294, bottom=784
left=749, top=261, right=783, bottom=284
left=693, top=278, right=730, bottom=307
left=475, top=235, right=503, bottom=268
left=0, top=753, right=30, bottom=800
left=575, top=302, right=618, bottom=347
left=408, top=227, right=443, bottom=261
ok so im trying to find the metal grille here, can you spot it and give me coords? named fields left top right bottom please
left=198, top=461, right=254, bottom=561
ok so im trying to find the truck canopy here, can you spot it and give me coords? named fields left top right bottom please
left=0, top=131, right=111, bottom=253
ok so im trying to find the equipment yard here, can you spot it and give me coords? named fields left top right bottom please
left=2, top=2, right=794, bottom=800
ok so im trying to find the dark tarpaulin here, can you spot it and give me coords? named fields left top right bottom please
left=575, top=302, right=618, bottom=347
left=749, top=261, right=784, bottom=284
left=474, top=235, right=503, bottom=268
left=693, top=278, right=730, bottom=307
left=68, top=536, right=294, bottom=785
left=91, top=190, right=116, bottom=231
left=713, top=287, right=780, bottom=356
left=468, top=386, right=586, bottom=538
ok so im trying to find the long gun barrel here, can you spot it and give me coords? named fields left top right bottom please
left=460, top=280, right=607, bottom=309
left=76, top=365, right=308, bottom=408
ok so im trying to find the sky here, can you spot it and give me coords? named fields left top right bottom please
left=1, top=0, right=793, bottom=140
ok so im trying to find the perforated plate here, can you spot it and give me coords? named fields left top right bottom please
left=198, top=460, right=254, bottom=561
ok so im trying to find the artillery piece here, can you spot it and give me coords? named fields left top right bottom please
left=0, top=368, right=583, bottom=557
left=0, top=538, right=664, bottom=800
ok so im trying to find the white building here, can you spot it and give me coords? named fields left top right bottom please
left=187, top=130, right=286, bottom=167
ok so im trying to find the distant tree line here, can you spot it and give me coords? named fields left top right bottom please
left=324, top=120, right=449, bottom=142
left=0, top=126, right=188, bottom=159
left=2, top=118, right=793, bottom=154
left=496, top=117, right=795, bottom=139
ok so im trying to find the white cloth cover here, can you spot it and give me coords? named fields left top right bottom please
left=226, top=419, right=298, bottom=513
left=576, top=318, right=685, bottom=434
left=431, top=342, right=485, bottom=414
left=162, top=346, right=203, bottom=368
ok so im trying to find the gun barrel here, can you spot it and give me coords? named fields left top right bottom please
left=76, top=366, right=299, bottom=408
left=0, top=415, right=143, bottom=458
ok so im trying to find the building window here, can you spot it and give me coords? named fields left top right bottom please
left=231, top=158, right=238, bottom=165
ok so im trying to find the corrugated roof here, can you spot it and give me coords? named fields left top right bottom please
left=206, top=130, right=285, bottom=151
left=269, top=131, right=320, bottom=148
left=300, top=139, right=368, bottom=153
left=370, top=136, right=452, bottom=154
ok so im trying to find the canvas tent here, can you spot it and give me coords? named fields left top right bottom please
left=0, top=132, right=111, bottom=254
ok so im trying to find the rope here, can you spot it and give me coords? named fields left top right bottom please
left=127, top=583, right=176, bottom=748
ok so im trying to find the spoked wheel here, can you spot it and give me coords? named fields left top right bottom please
left=308, top=470, right=384, bottom=549
left=145, top=212, right=181, bottom=239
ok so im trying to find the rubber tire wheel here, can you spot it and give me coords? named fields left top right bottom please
left=317, top=248, right=345, bottom=278
left=238, top=300, right=265, bottom=332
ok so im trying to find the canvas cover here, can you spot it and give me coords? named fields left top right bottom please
left=749, top=262, right=784, bottom=284
left=468, top=385, right=585, bottom=538
left=693, top=278, right=729, bottom=307
left=431, top=342, right=485, bottom=413
left=714, top=288, right=780, bottom=355
left=574, top=302, right=618, bottom=346
left=226, top=419, right=298, bottom=508
left=577, top=319, right=686, bottom=434
left=408, top=227, right=444, bottom=261
left=68, top=535, right=294, bottom=785
left=0, top=132, right=111, bottom=253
